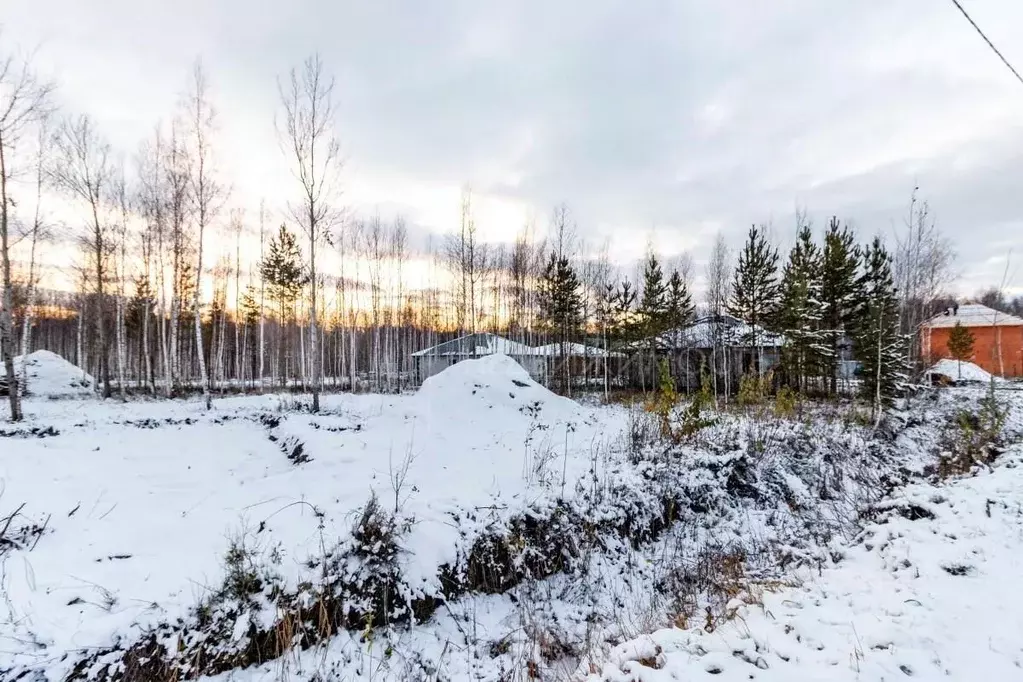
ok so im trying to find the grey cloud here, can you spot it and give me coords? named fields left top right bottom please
left=7, top=0, right=1023, bottom=295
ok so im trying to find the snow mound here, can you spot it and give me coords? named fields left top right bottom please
left=925, top=358, right=997, bottom=383
left=14, top=350, right=93, bottom=397
left=415, top=353, right=579, bottom=418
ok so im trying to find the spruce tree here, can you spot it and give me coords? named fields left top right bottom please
left=665, top=269, right=695, bottom=331
left=820, top=217, right=861, bottom=395
left=728, top=225, right=780, bottom=373
left=261, top=224, right=308, bottom=321
left=664, top=269, right=695, bottom=351
left=612, top=279, right=640, bottom=345
left=639, top=252, right=670, bottom=388
left=664, top=268, right=696, bottom=390
left=946, top=321, right=975, bottom=380
left=778, top=225, right=825, bottom=392
left=854, top=237, right=906, bottom=416
left=639, top=252, right=668, bottom=337
left=261, top=224, right=307, bottom=385
left=537, top=251, right=583, bottom=393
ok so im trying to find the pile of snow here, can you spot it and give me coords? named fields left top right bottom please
left=925, top=358, right=997, bottom=383
left=416, top=352, right=581, bottom=418
left=11, top=350, right=92, bottom=397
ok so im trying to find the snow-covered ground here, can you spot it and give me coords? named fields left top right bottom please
left=1, top=355, right=631, bottom=678
left=590, top=435, right=1023, bottom=681
left=3, top=352, right=1021, bottom=682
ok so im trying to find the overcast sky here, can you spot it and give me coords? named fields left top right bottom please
left=6, top=0, right=1023, bottom=296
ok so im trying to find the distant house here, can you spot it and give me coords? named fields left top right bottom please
left=654, top=314, right=785, bottom=357
left=626, top=314, right=785, bottom=390
left=532, top=341, right=627, bottom=388
left=531, top=342, right=624, bottom=359
left=411, top=333, right=545, bottom=383
left=921, top=303, right=1023, bottom=378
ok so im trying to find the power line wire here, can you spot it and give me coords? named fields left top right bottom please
left=949, top=0, right=1023, bottom=87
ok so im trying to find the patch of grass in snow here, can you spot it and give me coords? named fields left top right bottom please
left=0, top=424, right=60, bottom=438
left=938, top=381, right=1009, bottom=479
left=0, top=501, right=49, bottom=556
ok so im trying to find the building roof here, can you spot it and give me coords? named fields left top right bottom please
left=411, top=332, right=541, bottom=357
left=922, top=303, right=1023, bottom=329
left=532, top=342, right=625, bottom=358
left=651, top=314, right=785, bottom=350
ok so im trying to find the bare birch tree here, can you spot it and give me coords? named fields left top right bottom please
left=0, top=38, right=52, bottom=420
left=185, top=61, right=224, bottom=409
left=894, top=188, right=955, bottom=373
left=444, top=187, right=489, bottom=340
left=165, top=120, right=190, bottom=394
left=113, top=162, right=129, bottom=400
left=52, top=114, right=113, bottom=398
left=137, top=127, right=166, bottom=393
left=20, top=115, right=52, bottom=364
left=258, top=199, right=266, bottom=391
left=231, top=208, right=243, bottom=385
left=278, top=53, right=342, bottom=412
left=705, top=231, right=732, bottom=403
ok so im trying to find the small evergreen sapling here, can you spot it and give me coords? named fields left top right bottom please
left=537, top=251, right=583, bottom=394
left=946, top=321, right=975, bottom=381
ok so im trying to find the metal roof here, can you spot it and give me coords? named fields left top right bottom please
left=922, top=303, right=1023, bottom=328
left=411, top=332, right=542, bottom=357
left=651, top=314, right=785, bottom=350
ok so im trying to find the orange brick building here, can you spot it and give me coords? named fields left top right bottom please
left=921, top=303, right=1023, bottom=378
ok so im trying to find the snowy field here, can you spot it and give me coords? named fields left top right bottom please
left=2, top=351, right=1022, bottom=682
left=1, top=353, right=632, bottom=678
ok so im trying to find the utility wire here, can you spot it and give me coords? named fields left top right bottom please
left=949, top=0, right=1023, bottom=87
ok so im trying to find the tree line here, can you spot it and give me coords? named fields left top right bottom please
left=3, top=38, right=1016, bottom=423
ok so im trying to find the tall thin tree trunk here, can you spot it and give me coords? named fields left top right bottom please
left=0, top=137, right=22, bottom=420
left=19, top=131, right=45, bottom=385
left=258, top=204, right=266, bottom=392
left=194, top=239, right=209, bottom=408
left=76, top=299, right=85, bottom=378
left=143, top=294, right=153, bottom=392
left=116, top=291, right=126, bottom=401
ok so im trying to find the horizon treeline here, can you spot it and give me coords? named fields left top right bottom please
left=3, top=45, right=1022, bottom=422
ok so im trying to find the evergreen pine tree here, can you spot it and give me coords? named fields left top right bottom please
left=820, top=217, right=861, bottom=395
left=665, top=269, right=695, bottom=331
left=261, top=224, right=308, bottom=322
left=664, top=268, right=696, bottom=391
left=612, top=279, right=640, bottom=345
left=777, top=225, right=825, bottom=391
left=537, top=251, right=583, bottom=393
left=639, top=252, right=670, bottom=388
left=854, top=237, right=906, bottom=416
left=260, top=224, right=308, bottom=385
left=728, top=225, right=780, bottom=373
left=240, top=285, right=262, bottom=327
left=639, top=252, right=669, bottom=337
left=946, top=321, right=975, bottom=380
